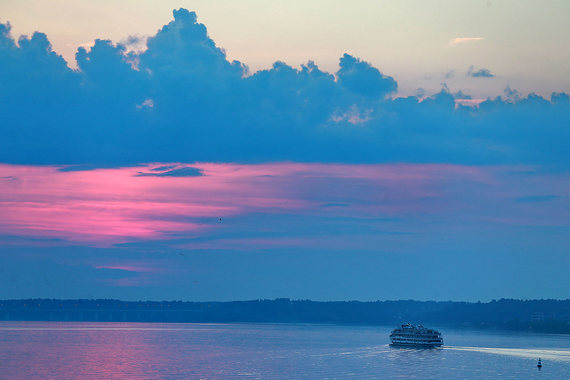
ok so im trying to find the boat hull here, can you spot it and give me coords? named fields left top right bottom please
left=390, top=342, right=443, bottom=348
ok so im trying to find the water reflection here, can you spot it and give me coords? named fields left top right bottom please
left=0, top=322, right=569, bottom=379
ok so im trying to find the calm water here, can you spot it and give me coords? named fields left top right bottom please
left=1, top=322, right=569, bottom=379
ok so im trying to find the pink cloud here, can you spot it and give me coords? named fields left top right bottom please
left=0, top=162, right=565, bottom=246
left=0, top=163, right=313, bottom=245
left=448, top=37, right=484, bottom=46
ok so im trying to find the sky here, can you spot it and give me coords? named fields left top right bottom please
left=0, top=2, right=569, bottom=301
left=1, top=0, right=569, bottom=97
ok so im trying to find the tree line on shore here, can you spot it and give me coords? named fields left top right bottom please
left=1, top=298, right=569, bottom=333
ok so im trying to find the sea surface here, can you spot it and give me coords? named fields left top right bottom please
left=1, top=322, right=569, bottom=379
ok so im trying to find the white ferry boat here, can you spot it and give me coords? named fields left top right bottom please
left=389, top=323, right=443, bottom=348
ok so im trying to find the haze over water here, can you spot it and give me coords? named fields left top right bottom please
left=1, top=322, right=569, bottom=379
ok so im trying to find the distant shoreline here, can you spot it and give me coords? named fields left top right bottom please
left=2, top=298, right=569, bottom=334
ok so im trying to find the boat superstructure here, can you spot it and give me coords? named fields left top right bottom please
left=389, top=323, right=443, bottom=348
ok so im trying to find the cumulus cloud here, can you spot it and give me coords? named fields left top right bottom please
left=0, top=9, right=568, bottom=168
left=337, top=53, right=397, bottom=98
left=467, top=65, right=495, bottom=78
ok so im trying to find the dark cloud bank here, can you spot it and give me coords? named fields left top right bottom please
left=0, top=9, right=568, bottom=166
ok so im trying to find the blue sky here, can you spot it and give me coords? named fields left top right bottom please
left=0, top=5, right=568, bottom=301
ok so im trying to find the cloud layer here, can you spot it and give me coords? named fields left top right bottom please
left=0, top=9, right=567, bottom=167
left=1, top=162, right=568, bottom=245
left=1, top=161, right=568, bottom=300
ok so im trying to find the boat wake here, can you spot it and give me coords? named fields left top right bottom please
left=446, top=346, right=570, bottom=362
